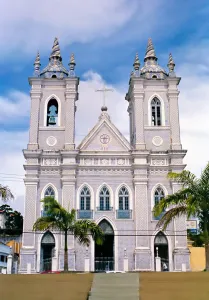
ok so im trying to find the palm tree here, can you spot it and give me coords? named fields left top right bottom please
left=153, top=163, right=209, bottom=271
left=0, top=184, right=14, bottom=202
left=33, top=196, right=104, bottom=272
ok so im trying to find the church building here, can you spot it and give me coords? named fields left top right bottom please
left=19, top=38, right=190, bottom=273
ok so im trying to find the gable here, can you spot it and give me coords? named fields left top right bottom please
left=77, top=118, right=130, bottom=152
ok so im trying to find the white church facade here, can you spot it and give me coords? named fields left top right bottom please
left=19, top=38, right=190, bottom=273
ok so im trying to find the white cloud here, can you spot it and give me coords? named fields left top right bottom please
left=0, top=91, right=30, bottom=123
left=0, top=0, right=138, bottom=56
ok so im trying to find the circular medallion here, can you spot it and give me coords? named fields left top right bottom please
left=46, top=136, right=57, bottom=147
left=152, top=136, right=163, bottom=147
left=117, top=159, right=125, bottom=165
left=100, top=134, right=110, bottom=144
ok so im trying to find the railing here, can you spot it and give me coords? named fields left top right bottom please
left=152, top=211, right=165, bottom=220
left=95, top=257, right=114, bottom=272
left=40, top=258, right=52, bottom=272
left=96, top=207, right=113, bottom=211
left=77, top=210, right=93, bottom=219
left=116, top=209, right=132, bottom=219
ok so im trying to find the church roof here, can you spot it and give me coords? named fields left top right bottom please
left=40, top=38, right=69, bottom=79
left=77, top=109, right=131, bottom=152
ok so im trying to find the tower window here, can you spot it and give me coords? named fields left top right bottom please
left=80, top=186, right=91, bottom=210
left=151, top=97, right=161, bottom=126
left=99, top=186, right=110, bottom=211
left=47, top=98, right=58, bottom=126
left=118, top=186, right=129, bottom=210
left=154, top=187, right=165, bottom=206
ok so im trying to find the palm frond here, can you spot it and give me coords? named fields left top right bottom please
left=0, top=185, right=14, bottom=202
left=156, top=205, right=188, bottom=231
left=33, top=216, right=64, bottom=231
left=168, top=170, right=196, bottom=187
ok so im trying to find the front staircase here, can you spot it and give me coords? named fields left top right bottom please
left=88, top=273, right=140, bottom=300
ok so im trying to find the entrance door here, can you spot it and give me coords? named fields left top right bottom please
left=154, top=232, right=169, bottom=271
left=40, top=231, right=55, bottom=272
left=95, top=220, right=114, bottom=272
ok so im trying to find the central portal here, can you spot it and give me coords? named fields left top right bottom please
left=95, top=220, right=114, bottom=272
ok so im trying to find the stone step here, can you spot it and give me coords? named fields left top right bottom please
left=88, top=273, right=140, bottom=300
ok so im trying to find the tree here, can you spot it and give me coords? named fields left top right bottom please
left=153, top=163, right=209, bottom=271
left=33, top=196, right=104, bottom=272
left=0, top=185, right=14, bottom=202
left=0, top=204, right=23, bottom=235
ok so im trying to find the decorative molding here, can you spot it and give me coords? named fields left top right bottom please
left=78, top=169, right=132, bottom=175
left=152, top=136, right=163, bottom=147
left=151, top=159, right=168, bottom=166
left=149, top=169, right=168, bottom=175
left=42, top=158, right=59, bottom=166
left=79, top=158, right=130, bottom=166
left=41, top=169, right=60, bottom=175
left=46, top=136, right=57, bottom=146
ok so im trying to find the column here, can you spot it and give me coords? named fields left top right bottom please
left=20, top=182, right=38, bottom=273
left=28, top=88, right=42, bottom=150
left=7, top=255, right=13, bottom=274
left=64, top=78, right=79, bottom=150
left=133, top=94, right=146, bottom=150
left=168, top=90, right=182, bottom=150
left=62, top=181, right=76, bottom=270
left=172, top=182, right=190, bottom=271
left=134, top=181, right=151, bottom=270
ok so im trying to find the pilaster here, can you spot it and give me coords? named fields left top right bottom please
left=64, top=78, right=79, bottom=150
left=168, top=78, right=182, bottom=150
left=28, top=79, right=42, bottom=150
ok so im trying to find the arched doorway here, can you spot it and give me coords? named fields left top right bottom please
left=95, top=220, right=114, bottom=272
left=40, top=231, right=55, bottom=272
left=154, top=232, right=169, bottom=271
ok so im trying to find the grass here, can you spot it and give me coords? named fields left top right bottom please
left=140, top=272, right=209, bottom=300
left=0, top=273, right=93, bottom=300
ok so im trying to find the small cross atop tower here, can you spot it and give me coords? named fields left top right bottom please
left=96, top=85, right=114, bottom=111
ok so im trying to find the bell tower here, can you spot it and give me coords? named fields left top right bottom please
left=20, top=38, right=79, bottom=273
left=126, top=39, right=189, bottom=271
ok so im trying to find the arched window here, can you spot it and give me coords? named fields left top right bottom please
left=47, top=98, right=58, bottom=127
left=154, top=187, right=165, bottom=206
left=118, top=186, right=129, bottom=210
left=99, top=186, right=110, bottom=211
left=153, top=187, right=165, bottom=220
left=42, top=186, right=55, bottom=217
left=80, top=186, right=91, bottom=210
left=44, top=186, right=55, bottom=198
left=151, top=97, right=161, bottom=126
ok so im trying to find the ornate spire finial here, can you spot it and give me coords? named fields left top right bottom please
left=144, top=38, right=157, bottom=61
left=69, top=53, right=76, bottom=70
left=50, top=37, right=62, bottom=61
left=167, top=53, right=176, bottom=76
left=68, top=53, right=76, bottom=77
left=33, top=51, right=41, bottom=77
left=133, top=52, right=140, bottom=70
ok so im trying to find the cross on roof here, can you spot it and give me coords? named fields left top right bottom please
left=96, top=85, right=114, bottom=109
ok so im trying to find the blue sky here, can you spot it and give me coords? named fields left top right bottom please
left=1, top=0, right=209, bottom=214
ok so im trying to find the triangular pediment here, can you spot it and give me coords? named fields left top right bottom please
left=77, top=113, right=131, bottom=152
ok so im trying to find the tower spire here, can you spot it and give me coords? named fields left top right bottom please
left=68, top=53, right=76, bottom=77
left=144, top=38, right=157, bottom=61
left=33, top=51, right=41, bottom=77
left=133, top=52, right=140, bottom=71
left=167, top=53, right=176, bottom=77
left=50, top=37, right=62, bottom=61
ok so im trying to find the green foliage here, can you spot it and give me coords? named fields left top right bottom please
left=188, top=231, right=204, bottom=247
left=33, top=197, right=104, bottom=245
left=0, top=204, right=23, bottom=235
left=33, top=196, right=104, bottom=271
left=153, top=162, right=209, bottom=270
left=0, top=185, right=14, bottom=202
